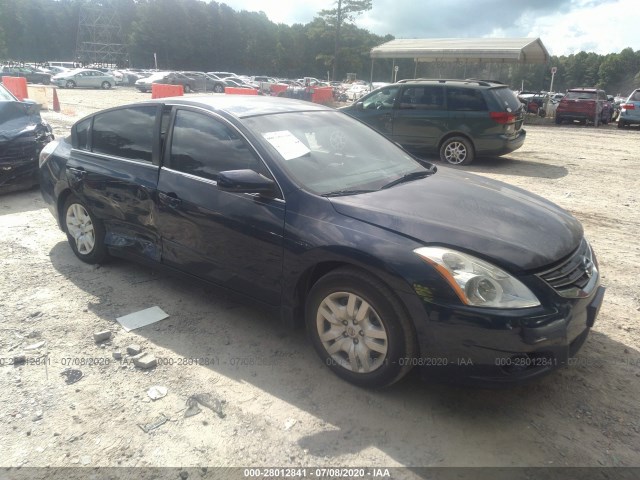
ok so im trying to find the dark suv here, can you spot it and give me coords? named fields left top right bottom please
left=555, top=88, right=611, bottom=126
left=340, top=79, right=526, bottom=165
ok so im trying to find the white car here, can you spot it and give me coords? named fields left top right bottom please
left=345, top=83, right=371, bottom=101
left=52, top=69, right=116, bottom=89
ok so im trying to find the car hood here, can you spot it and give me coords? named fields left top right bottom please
left=0, top=101, right=50, bottom=143
left=329, top=168, right=583, bottom=272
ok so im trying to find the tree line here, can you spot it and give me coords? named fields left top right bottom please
left=1, top=0, right=639, bottom=94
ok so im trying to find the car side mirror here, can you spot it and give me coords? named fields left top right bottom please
left=217, top=169, right=277, bottom=197
left=355, top=102, right=364, bottom=110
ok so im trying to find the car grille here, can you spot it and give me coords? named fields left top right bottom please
left=538, top=239, right=597, bottom=298
left=0, top=137, right=38, bottom=164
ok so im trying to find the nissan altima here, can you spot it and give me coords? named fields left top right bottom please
left=39, top=96, right=605, bottom=388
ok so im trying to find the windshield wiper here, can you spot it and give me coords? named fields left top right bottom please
left=322, top=189, right=377, bottom=197
left=380, top=170, right=435, bottom=190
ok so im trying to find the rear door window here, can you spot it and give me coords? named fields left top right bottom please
left=92, top=106, right=157, bottom=162
left=399, top=86, right=444, bottom=110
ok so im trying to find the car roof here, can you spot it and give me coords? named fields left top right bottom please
left=395, top=78, right=506, bottom=88
left=143, top=95, right=332, bottom=118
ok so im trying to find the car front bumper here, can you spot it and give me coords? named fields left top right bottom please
left=1, top=134, right=51, bottom=194
left=396, top=279, right=605, bottom=386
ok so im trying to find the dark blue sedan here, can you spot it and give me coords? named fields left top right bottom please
left=39, top=95, right=605, bottom=387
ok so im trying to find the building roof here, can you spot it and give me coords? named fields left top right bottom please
left=370, top=38, right=550, bottom=64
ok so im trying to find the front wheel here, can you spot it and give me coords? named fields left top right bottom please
left=65, top=80, right=76, bottom=89
left=101, top=81, right=112, bottom=90
left=305, top=267, right=418, bottom=388
left=63, top=195, right=108, bottom=264
left=555, top=116, right=562, bottom=125
left=184, top=84, right=191, bottom=93
left=440, top=136, right=474, bottom=165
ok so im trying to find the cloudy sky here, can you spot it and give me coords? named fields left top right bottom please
left=229, top=0, right=637, bottom=56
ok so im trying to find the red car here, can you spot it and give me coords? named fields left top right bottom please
left=555, top=88, right=611, bottom=126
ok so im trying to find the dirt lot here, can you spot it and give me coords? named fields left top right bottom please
left=1, top=87, right=639, bottom=474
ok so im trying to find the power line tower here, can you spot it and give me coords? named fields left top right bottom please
left=75, top=2, right=129, bottom=67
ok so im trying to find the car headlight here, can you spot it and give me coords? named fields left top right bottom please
left=414, top=246, right=540, bottom=308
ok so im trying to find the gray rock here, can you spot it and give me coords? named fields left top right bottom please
left=126, top=344, right=142, bottom=356
left=133, top=354, right=157, bottom=369
left=112, top=351, right=122, bottom=360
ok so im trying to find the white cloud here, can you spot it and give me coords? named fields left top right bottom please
left=226, top=0, right=639, bottom=55
left=524, top=0, right=638, bottom=55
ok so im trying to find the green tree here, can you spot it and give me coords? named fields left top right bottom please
left=319, top=0, right=372, bottom=81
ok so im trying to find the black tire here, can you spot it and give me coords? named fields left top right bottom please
left=305, top=267, right=418, bottom=388
left=101, top=81, right=112, bottom=90
left=538, top=108, right=546, bottom=117
left=62, top=195, right=108, bottom=264
left=439, top=136, right=474, bottom=166
left=555, top=116, right=562, bottom=125
left=213, top=83, right=224, bottom=93
left=618, top=120, right=625, bottom=129
left=66, top=80, right=76, bottom=89
left=43, top=77, right=51, bottom=85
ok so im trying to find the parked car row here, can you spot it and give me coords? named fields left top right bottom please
left=1, top=64, right=52, bottom=85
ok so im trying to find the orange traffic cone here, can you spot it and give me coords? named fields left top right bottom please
left=52, top=88, right=60, bottom=112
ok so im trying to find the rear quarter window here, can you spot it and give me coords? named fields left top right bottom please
left=73, top=117, right=91, bottom=150
left=490, top=87, right=522, bottom=111
left=446, top=88, right=488, bottom=111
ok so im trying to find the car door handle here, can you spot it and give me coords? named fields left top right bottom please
left=158, top=191, right=182, bottom=208
left=68, top=167, right=87, bottom=178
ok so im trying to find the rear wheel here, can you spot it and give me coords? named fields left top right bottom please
left=63, top=195, right=107, bottom=264
left=184, top=84, right=192, bottom=93
left=213, top=84, right=224, bottom=93
left=618, top=120, right=625, bottom=128
left=440, top=136, right=474, bottom=166
left=555, top=116, right=562, bottom=125
left=305, top=267, right=418, bottom=388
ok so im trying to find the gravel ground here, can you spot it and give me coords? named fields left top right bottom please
left=1, top=86, right=639, bottom=476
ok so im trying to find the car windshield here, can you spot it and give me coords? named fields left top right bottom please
left=244, top=110, right=427, bottom=195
